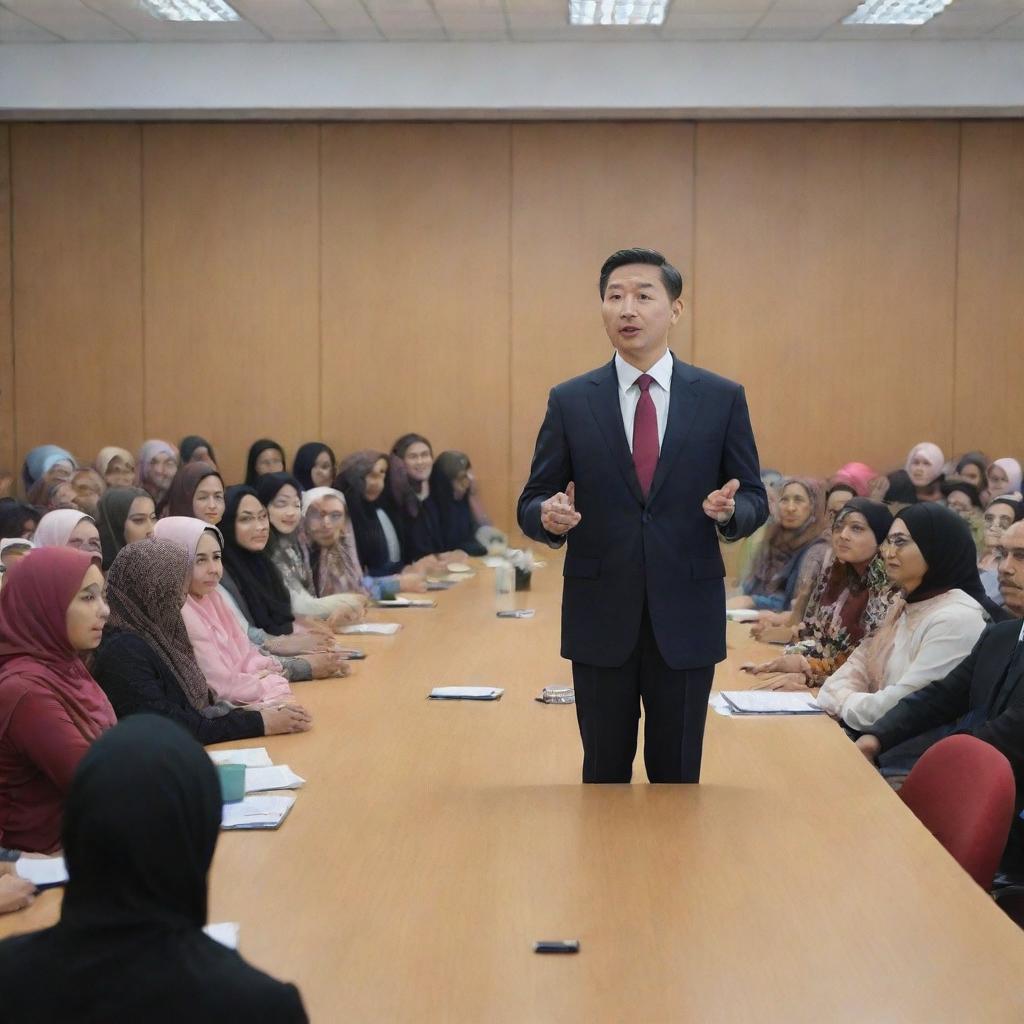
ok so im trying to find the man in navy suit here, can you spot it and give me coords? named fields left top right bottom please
left=517, top=248, right=768, bottom=784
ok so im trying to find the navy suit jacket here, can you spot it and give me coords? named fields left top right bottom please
left=517, top=354, right=767, bottom=670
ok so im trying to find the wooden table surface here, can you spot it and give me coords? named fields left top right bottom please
left=5, top=551, right=1024, bottom=1022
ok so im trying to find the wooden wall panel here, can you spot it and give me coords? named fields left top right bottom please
left=11, top=124, right=144, bottom=469
left=0, top=128, right=13, bottom=481
left=320, top=124, right=513, bottom=530
left=953, top=122, right=1024, bottom=461
left=693, top=122, right=960, bottom=480
left=142, top=124, right=320, bottom=487
left=509, top=123, right=695, bottom=507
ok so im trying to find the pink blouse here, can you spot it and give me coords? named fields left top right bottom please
left=180, top=589, right=293, bottom=707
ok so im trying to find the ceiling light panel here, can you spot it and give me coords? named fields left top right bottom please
left=569, top=0, right=670, bottom=25
left=140, top=0, right=241, bottom=21
left=843, top=0, right=954, bottom=25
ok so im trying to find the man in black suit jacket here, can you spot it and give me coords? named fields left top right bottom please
left=517, top=248, right=768, bottom=784
left=856, top=520, right=1024, bottom=793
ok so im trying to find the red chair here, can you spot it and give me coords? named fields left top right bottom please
left=898, top=735, right=1016, bottom=889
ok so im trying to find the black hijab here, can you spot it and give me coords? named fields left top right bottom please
left=292, top=442, right=336, bottom=492
left=0, top=715, right=308, bottom=1023
left=220, top=485, right=295, bottom=635
left=835, top=497, right=893, bottom=545
left=96, top=485, right=151, bottom=570
left=884, top=470, right=918, bottom=505
left=941, top=479, right=984, bottom=510
left=431, top=451, right=479, bottom=552
left=335, top=451, right=404, bottom=575
left=987, top=497, right=1024, bottom=523
left=245, top=439, right=286, bottom=488
left=0, top=498, right=41, bottom=540
left=180, top=435, right=217, bottom=467
left=895, top=502, right=1001, bottom=616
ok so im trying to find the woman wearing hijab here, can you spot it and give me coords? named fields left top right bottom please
left=0, top=500, right=40, bottom=542
left=905, top=442, right=945, bottom=502
left=136, top=439, right=179, bottom=513
left=163, top=461, right=225, bottom=524
left=0, top=715, right=309, bottom=1023
left=20, top=445, right=76, bottom=494
left=0, top=547, right=115, bottom=853
left=179, top=435, right=218, bottom=468
left=33, top=509, right=102, bottom=557
left=68, top=468, right=106, bottom=518
left=153, top=518, right=307, bottom=706
left=94, top=446, right=136, bottom=489
left=817, top=502, right=991, bottom=730
left=0, top=538, right=33, bottom=574
left=941, top=478, right=985, bottom=554
left=245, top=439, right=286, bottom=488
left=219, top=487, right=344, bottom=667
left=978, top=497, right=1023, bottom=606
left=955, top=451, right=989, bottom=493
left=824, top=482, right=857, bottom=526
left=96, top=487, right=157, bottom=570
left=987, top=457, right=1023, bottom=501
left=428, top=451, right=491, bottom=557
left=92, top=539, right=311, bottom=744
left=293, top=442, right=337, bottom=491
left=259, top=473, right=366, bottom=624
left=732, top=477, right=830, bottom=615
left=830, top=462, right=880, bottom=499
left=743, top=499, right=898, bottom=690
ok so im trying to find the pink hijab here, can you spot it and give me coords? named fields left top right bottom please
left=154, top=517, right=291, bottom=707
left=831, top=462, right=879, bottom=498
left=33, top=509, right=93, bottom=548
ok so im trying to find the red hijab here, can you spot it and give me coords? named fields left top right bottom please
left=0, top=547, right=116, bottom=742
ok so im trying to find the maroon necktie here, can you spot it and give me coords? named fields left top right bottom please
left=632, top=373, right=659, bottom=498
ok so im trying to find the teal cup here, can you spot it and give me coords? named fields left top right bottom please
left=216, top=763, right=246, bottom=803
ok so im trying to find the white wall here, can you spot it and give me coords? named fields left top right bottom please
left=1, top=40, right=1023, bottom=118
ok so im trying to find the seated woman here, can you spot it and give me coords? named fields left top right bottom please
left=26, top=476, right=77, bottom=510
left=153, top=518, right=310, bottom=705
left=136, top=439, right=179, bottom=513
left=743, top=499, right=898, bottom=690
left=92, top=539, right=311, bottom=743
left=96, top=486, right=157, bottom=570
left=164, top=460, right=225, bottom=525
left=245, top=439, right=286, bottom=488
left=882, top=469, right=917, bottom=509
left=817, top=503, right=989, bottom=731
left=293, top=442, right=337, bottom=491
left=954, top=451, right=988, bottom=494
left=219, top=486, right=345, bottom=665
left=258, top=473, right=366, bottom=623
left=987, top=457, right=1023, bottom=502
left=0, top=547, right=116, bottom=853
left=978, top=497, right=1022, bottom=607
left=824, top=482, right=857, bottom=527
left=941, top=478, right=985, bottom=554
left=905, top=442, right=945, bottom=503
left=0, top=538, right=33, bottom=575
left=20, top=445, right=76, bottom=496
left=68, top=468, right=105, bottom=517
left=303, top=487, right=425, bottom=599
left=336, top=450, right=444, bottom=577
left=94, top=446, right=136, bottom=489
left=0, top=500, right=40, bottom=542
left=830, top=462, right=881, bottom=498
left=428, top=451, right=493, bottom=557
left=0, top=715, right=309, bottom=1023
left=33, top=509, right=102, bottom=557
left=179, top=434, right=218, bottom=468
left=729, top=477, right=829, bottom=616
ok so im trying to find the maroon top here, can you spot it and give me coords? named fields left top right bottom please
left=0, top=547, right=116, bottom=853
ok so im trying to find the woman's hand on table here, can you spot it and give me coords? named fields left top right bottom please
left=0, top=875, right=36, bottom=915
left=304, top=652, right=352, bottom=679
left=260, top=704, right=313, bottom=735
left=749, top=673, right=810, bottom=692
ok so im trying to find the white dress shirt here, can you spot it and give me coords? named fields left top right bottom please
left=615, top=349, right=673, bottom=453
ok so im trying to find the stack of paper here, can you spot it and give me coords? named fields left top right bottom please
left=718, top=691, right=823, bottom=715
left=429, top=686, right=504, bottom=701
left=340, top=622, right=401, bottom=636
left=15, top=856, right=68, bottom=889
left=209, top=747, right=273, bottom=768
left=374, top=597, right=436, bottom=608
left=725, top=609, right=760, bottom=623
left=221, top=794, right=296, bottom=830
left=244, top=765, right=306, bottom=793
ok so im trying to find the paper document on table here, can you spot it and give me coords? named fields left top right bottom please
left=209, top=747, right=273, bottom=768
left=15, top=856, right=68, bottom=888
left=725, top=609, right=760, bottom=623
left=340, top=623, right=401, bottom=635
left=374, top=597, right=436, bottom=608
left=204, top=922, right=240, bottom=949
left=221, top=794, right=296, bottom=830
left=429, top=686, right=504, bottom=701
left=719, top=691, right=823, bottom=715
left=708, top=693, right=734, bottom=717
left=245, top=765, right=306, bottom=793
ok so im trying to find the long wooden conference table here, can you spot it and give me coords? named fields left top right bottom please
left=4, top=551, right=1024, bottom=1021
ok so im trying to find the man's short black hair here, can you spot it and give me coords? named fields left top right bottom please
left=599, top=248, right=683, bottom=301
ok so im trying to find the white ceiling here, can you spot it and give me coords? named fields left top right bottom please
left=4, top=0, right=1024, bottom=43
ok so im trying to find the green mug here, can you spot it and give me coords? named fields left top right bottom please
left=216, top=763, right=246, bottom=804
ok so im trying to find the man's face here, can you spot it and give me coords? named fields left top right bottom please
left=601, top=264, right=682, bottom=365
left=997, top=521, right=1024, bottom=618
